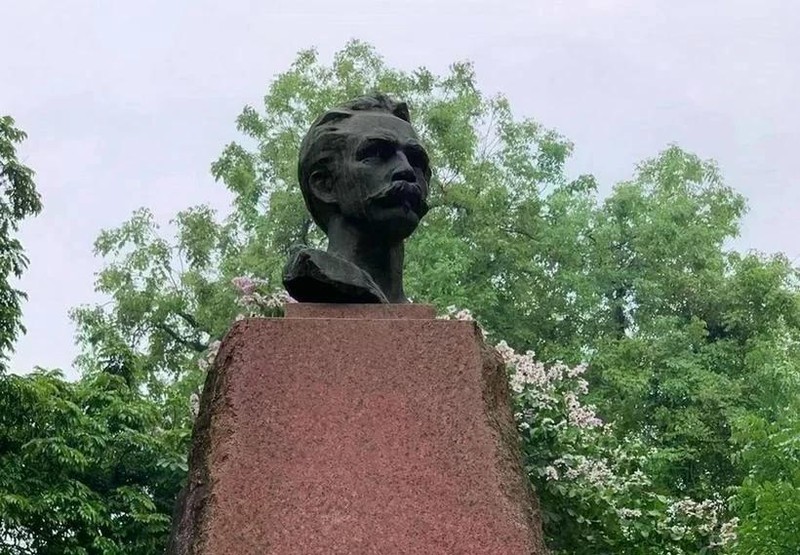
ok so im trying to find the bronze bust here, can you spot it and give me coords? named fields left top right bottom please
left=283, top=94, right=430, bottom=303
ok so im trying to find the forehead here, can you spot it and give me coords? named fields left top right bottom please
left=339, top=112, right=420, bottom=143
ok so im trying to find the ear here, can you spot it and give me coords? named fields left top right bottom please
left=308, top=170, right=337, bottom=204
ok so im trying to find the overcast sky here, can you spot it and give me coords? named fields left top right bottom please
left=3, top=0, right=798, bottom=377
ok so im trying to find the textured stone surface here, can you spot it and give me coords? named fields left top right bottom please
left=285, top=302, right=436, bottom=320
left=167, top=309, right=547, bottom=554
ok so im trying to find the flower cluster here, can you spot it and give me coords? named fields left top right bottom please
left=716, top=517, right=739, bottom=548
left=441, top=305, right=737, bottom=554
left=437, top=305, right=492, bottom=341
left=231, top=276, right=296, bottom=319
left=189, top=391, right=201, bottom=420
left=498, top=339, right=602, bottom=431
left=438, top=305, right=476, bottom=321
left=664, top=497, right=739, bottom=549
left=231, top=276, right=260, bottom=295
left=552, top=454, right=615, bottom=485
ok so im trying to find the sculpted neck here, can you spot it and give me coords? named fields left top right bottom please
left=325, top=215, right=407, bottom=303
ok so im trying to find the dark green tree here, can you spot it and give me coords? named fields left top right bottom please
left=0, top=368, right=188, bottom=554
left=0, top=116, right=42, bottom=369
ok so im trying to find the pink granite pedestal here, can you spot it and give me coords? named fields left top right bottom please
left=167, top=304, right=547, bottom=554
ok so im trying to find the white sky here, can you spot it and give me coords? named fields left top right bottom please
left=2, top=0, right=798, bottom=377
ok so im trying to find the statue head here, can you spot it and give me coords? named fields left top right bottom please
left=298, top=93, right=431, bottom=243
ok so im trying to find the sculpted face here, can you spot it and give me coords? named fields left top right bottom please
left=324, top=112, right=430, bottom=241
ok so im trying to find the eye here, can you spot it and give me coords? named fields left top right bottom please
left=405, top=147, right=430, bottom=178
left=357, top=140, right=393, bottom=162
left=406, top=151, right=423, bottom=170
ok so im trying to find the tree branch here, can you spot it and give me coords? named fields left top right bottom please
left=502, top=225, right=538, bottom=243
left=156, top=323, right=208, bottom=352
left=175, top=310, right=208, bottom=333
left=299, top=217, right=312, bottom=245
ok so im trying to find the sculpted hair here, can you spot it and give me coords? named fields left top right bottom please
left=297, top=93, right=411, bottom=232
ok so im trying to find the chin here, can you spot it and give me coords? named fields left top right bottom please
left=367, top=206, right=421, bottom=241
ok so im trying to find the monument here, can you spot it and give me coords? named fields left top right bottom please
left=166, top=94, right=548, bottom=554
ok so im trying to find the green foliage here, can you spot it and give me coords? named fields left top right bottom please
left=72, top=207, right=222, bottom=403
left=0, top=116, right=42, bottom=370
left=729, top=384, right=800, bottom=554
left=0, top=369, right=188, bottom=554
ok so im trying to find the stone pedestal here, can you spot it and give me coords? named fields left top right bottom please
left=167, top=304, right=547, bottom=554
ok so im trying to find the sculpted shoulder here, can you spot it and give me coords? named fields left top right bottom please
left=283, top=248, right=388, bottom=304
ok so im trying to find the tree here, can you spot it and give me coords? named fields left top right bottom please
left=0, top=116, right=42, bottom=370
left=0, top=368, right=188, bottom=554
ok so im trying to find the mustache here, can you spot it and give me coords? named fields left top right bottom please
left=366, top=181, right=429, bottom=216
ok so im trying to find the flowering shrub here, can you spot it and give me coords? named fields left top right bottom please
left=438, top=306, right=738, bottom=554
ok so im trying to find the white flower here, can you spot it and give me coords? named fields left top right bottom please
left=564, top=392, right=603, bottom=429
left=618, top=507, right=642, bottom=519
left=231, top=276, right=258, bottom=295
left=437, top=305, right=475, bottom=321
left=566, top=362, right=589, bottom=378
left=189, top=392, right=201, bottom=420
left=717, top=517, right=738, bottom=546
left=543, top=466, right=559, bottom=481
left=494, top=340, right=516, bottom=364
left=454, top=309, right=474, bottom=321
left=232, top=275, right=295, bottom=315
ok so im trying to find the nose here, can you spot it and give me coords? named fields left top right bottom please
left=391, top=152, right=416, bottom=183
